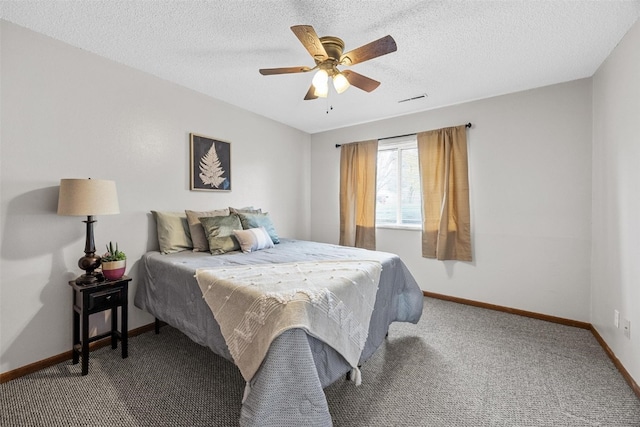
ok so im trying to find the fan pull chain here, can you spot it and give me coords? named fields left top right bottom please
left=325, top=94, right=333, bottom=114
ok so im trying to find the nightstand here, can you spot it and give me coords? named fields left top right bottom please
left=69, top=276, right=131, bottom=375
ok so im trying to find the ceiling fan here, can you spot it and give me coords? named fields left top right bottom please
left=259, top=25, right=397, bottom=100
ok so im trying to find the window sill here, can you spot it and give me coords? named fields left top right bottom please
left=376, top=224, right=421, bottom=231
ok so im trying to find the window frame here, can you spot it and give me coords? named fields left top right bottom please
left=375, top=135, right=422, bottom=230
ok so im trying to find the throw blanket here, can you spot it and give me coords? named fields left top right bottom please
left=195, top=260, right=382, bottom=385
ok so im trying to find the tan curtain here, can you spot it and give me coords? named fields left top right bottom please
left=417, top=125, right=471, bottom=261
left=339, top=140, right=378, bottom=250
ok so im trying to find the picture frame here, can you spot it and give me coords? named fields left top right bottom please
left=190, top=133, right=231, bottom=191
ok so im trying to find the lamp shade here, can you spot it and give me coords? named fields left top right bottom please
left=57, top=179, right=120, bottom=216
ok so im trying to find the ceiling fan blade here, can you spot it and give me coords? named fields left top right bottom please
left=340, top=35, right=397, bottom=66
left=259, top=66, right=311, bottom=75
left=341, top=70, right=381, bottom=92
left=291, top=25, right=328, bottom=61
left=304, top=84, right=319, bottom=100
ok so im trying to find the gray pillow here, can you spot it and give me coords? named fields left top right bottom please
left=237, top=212, right=280, bottom=244
left=229, top=206, right=262, bottom=214
left=185, top=208, right=230, bottom=251
left=199, top=214, right=243, bottom=255
left=151, top=211, right=192, bottom=254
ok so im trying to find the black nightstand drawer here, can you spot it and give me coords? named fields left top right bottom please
left=88, top=288, right=122, bottom=311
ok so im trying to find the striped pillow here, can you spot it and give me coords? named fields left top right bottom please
left=233, top=227, right=274, bottom=253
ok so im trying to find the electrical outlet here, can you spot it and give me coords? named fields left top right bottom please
left=622, top=318, right=631, bottom=339
left=614, top=309, right=620, bottom=328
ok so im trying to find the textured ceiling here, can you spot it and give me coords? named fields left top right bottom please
left=1, top=1, right=639, bottom=134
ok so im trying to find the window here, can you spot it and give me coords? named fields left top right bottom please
left=376, top=136, right=421, bottom=228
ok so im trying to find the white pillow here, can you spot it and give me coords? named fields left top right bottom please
left=232, top=227, right=274, bottom=253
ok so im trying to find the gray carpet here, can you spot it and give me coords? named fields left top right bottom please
left=2, top=297, right=639, bottom=426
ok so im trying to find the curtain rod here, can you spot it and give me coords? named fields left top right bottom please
left=335, top=122, right=472, bottom=148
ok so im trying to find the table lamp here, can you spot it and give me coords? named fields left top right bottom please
left=57, top=178, right=120, bottom=285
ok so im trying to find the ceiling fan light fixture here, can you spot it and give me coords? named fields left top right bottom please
left=312, top=69, right=328, bottom=88
left=333, top=72, right=350, bottom=94
left=313, top=83, right=329, bottom=98
left=259, top=26, right=397, bottom=100
left=312, top=69, right=329, bottom=97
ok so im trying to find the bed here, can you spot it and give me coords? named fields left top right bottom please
left=134, top=238, right=423, bottom=426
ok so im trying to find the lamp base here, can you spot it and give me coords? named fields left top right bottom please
left=76, top=252, right=102, bottom=285
left=75, top=272, right=104, bottom=285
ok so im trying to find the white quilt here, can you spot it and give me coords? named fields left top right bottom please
left=195, top=260, right=382, bottom=384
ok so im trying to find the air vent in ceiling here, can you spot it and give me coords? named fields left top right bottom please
left=398, top=94, right=427, bottom=103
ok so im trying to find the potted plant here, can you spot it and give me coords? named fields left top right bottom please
left=101, top=241, right=126, bottom=281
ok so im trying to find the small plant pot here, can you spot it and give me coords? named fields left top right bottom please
left=102, top=260, right=126, bottom=281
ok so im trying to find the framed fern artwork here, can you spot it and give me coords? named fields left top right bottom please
left=190, top=133, right=231, bottom=191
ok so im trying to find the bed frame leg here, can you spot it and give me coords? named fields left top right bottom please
left=155, top=318, right=160, bottom=334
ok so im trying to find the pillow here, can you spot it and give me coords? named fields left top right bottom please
left=185, top=208, right=230, bottom=252
left=233, top=227, right=275, bottom=253
left=199, top=214, right=243, bottom=255
left=151, top=211, right=192, bottom=254
left=237, top=212, right=280, bottom=244
left=229, top=206, right=262, bottom=214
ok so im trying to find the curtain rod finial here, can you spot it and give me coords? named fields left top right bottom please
left=466, top=122, right=472, bottom=128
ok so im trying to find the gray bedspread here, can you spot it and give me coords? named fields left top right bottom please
left=134, top=239, right=423, bottom=426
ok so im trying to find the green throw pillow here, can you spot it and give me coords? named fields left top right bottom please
left=185, top=208, right=229, bottom=252
left=199, top=214, right=243, bottom=255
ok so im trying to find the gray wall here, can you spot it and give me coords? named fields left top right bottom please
left=592, top=19, right=640, bottom=386
left=310, top=79, right=593, bottom=323
left=0, top=21, right=311, bottom=373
